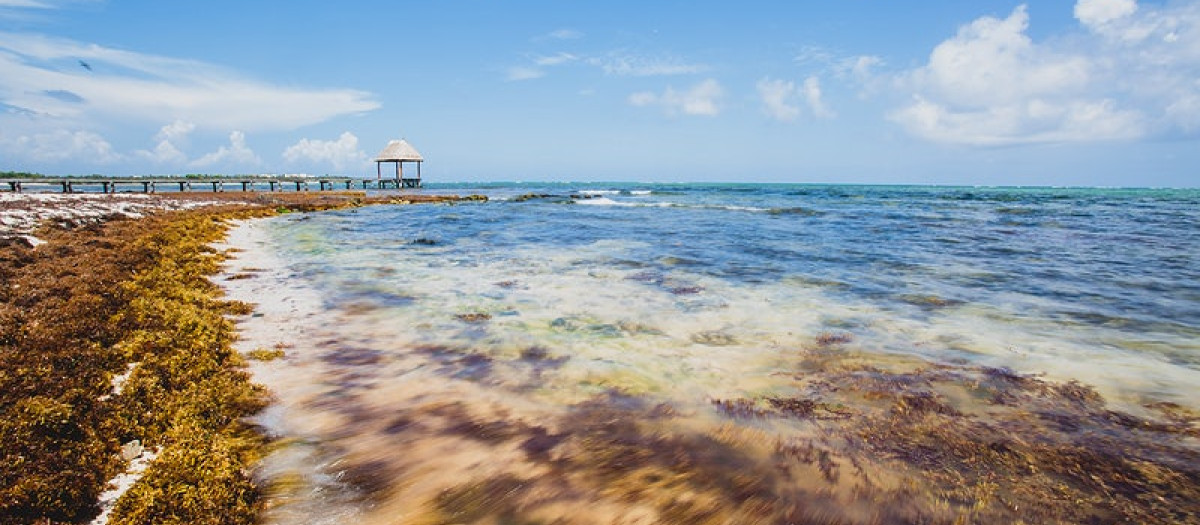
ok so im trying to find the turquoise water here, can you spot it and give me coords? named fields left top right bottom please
left=236, top=183, right=1200, bottom=524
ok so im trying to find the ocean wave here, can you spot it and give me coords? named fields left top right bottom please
left=574, top=196, right=626, bottom=206
left=570, top=197, right=815, bottom=215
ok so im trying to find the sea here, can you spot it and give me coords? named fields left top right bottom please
left=224, top=183, right=1200, bottom=524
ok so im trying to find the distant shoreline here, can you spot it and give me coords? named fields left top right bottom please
left=6, top=177, right=1200, bottom=192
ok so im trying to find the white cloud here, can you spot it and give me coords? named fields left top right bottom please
left=797, top=45, right=884, bottom=82
left=155, top=119, right=195, bottom=143
left=887, top=3, right=1193, bottom=145
left=917, top=6, right=1091, bottom=107
left=506, top=52, right=579, bottom=81
left=190, top=130, right=260, bottom=170
left=0, top=0, right=76, bottom=15
left=803, top=76, right=835, bottom=119
left=283, top=131, right=368, bottom=173
left=837, top=55, right=884, bottom=83
left=0, top=31, right=379, bottom=132
left=535, top=52, right=578, bottom=67
left=133, top=120, right=194, bottom=165
left=4, top=128, right=121, bottom=163
left=757, top=76, right=834, bottom=122
left=892, top=95, right=1142, bottom=145
left=140, top=139, right=187, bottom=165
left=1075, top=0, right=1138, bottom=29
left=0, top=0, right=53, bottom=7
left=629, top=79, right=723, bottom=116
left=756, top=78, right=800, bottom=121
left=509, top=49, right=704, bottom=82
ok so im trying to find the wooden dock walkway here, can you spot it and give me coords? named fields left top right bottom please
left=1, top=177, right=423, bottom=194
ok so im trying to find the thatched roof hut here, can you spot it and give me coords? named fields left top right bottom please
left=375, top=139, right=424, bottom=187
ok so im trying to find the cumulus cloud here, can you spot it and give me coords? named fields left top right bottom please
left=190, top=131, right=260, bottom=169
left=757, top=78, right=801, bottom=121
left=757, top=76, right=835, bottom=122
left=836, top=55, right=884, bottom=85
left=889, top=4, right=1166, bottom=145
left=803, top=77, right=835, bottom=119
left=1075, top=0, right=1138, bottom=29
left=0, top=31, right=379, bottom=132
left=916, top=6, right=1091, bottom=107
left=629, top=79, right=723, bottom=116
left=134, top=119, right=194, bottom=164
left=283, top=131, right=368, bottom=173
left=155, top=119, right=195, bottom=142
left=892, top=95, right=1142, bottom=145
left=138, top=139, right=187, bottom=165
left=5, top=128, right=121, bottom=163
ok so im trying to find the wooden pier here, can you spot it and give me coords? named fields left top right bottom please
left=1, top=177, right=422, bottom=194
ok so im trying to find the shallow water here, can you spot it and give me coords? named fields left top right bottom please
left=223, top=184, right=1200, bottom=524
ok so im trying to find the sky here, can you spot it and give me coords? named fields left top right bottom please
left=1, top=0, right=1198, bottom=187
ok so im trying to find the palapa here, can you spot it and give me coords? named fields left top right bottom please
left=375, top=139, right=424, bottom=163
left=375, top=139, right=424, bottom=186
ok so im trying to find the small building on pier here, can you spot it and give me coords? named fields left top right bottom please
left=375, top=139, right=424, bottom=188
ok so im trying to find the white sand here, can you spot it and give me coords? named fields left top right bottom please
left=215, top=218, right=327, bottom=378
left=0, top=193, right=231, bottom=243
left=88, top=446, right=160, bottom=525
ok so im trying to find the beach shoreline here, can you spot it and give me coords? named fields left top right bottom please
left=215, top=217, right=374, bottom=524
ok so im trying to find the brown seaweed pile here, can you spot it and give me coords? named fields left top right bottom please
left=0, top=205, right=289, bottom=524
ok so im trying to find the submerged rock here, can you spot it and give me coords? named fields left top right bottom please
left=690, top=331, right=737, bottom=346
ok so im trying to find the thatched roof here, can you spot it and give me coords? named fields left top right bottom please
left=375, top=139, right=424, bottom=162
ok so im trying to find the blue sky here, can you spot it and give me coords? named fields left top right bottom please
left=1, top=0, right=1198, bottom=186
